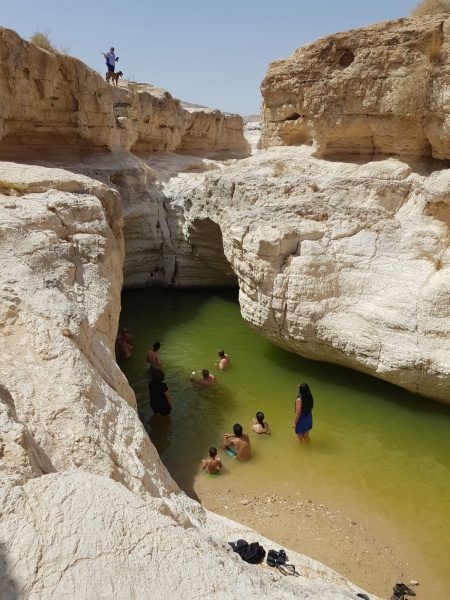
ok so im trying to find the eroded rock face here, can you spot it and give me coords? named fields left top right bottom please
left=0, top=471, right=370, bottom=600
left=0, top=163, right=372, bottom=600
left=177, top=148, right=450, bottom=403
left=261, top=15, right=450, bottom=159
left=63, top=143, right=450, bottom=404
left=0, top=163, right=174, bottom=499
left=64, top=151, right=239, bottom=288
left=0, top=28, right=248, bottom=159
left=244, top=121, right=263, bottom=154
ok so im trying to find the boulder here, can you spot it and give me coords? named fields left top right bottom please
left=261, top=15, right=450, bottom=159
left=176, top=147, right=450, bottom=402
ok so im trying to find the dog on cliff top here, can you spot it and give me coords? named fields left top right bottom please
left=106, top=70, right=123, bottom=85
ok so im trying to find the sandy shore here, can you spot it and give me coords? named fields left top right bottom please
left=192, top=479, right=436, bottom=599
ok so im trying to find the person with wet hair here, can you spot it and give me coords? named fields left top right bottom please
left=252, top=411, right=269, bottom=434
left=201, top=447, right=222, bottom=475
left=223, top=423, right=251, bottom=461
left=149, top=369, right=172, bottom=416
left=190, top=368, right=216, bottom=387
left=146, top=341, right=162, bottom=374
left=292, top=382, right=314, bottom=443
left=214, top=348, right=230, bottom=371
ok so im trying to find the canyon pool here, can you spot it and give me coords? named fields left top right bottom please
left=119, top=287, right=450, bottom=595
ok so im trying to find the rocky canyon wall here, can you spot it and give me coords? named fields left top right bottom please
left=261, top=15, right=450, bottom=159
left=2, top=13, right=450, bottom=595
left=0, top=164, right=372, bottom=600
left=0, top=27, right=375, bottom=600
left=0, top=25, right=246, bottom=286
left=176, top=147, right=450, bottom=403
left=0, top=27, right=248, bottom=158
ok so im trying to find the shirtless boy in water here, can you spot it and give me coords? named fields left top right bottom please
left=223, top=423, right=251, bottom=461
left=146, top=342, right=162, bottom=371
left=190, top=369, right=216, bottom=387
left=214, top=349, right=230, bottom=371
left=201, top=447, right=222, bottom=474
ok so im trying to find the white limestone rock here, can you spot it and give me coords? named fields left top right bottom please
left=0, top=471, right=372, bottom=600
left=261, top=15, right=450, bottom=160
left=176, top=147, right=450, bottom=402
left=0, top=162, right=374, bottom=600
left=0, top=28, right=248, bottom=159
left=244, top=121, right=263, bottom=154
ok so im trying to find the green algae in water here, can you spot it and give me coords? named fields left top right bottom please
left=119, top=287, right=450, bottom=588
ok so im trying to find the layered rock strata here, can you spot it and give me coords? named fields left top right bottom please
left=0, top=163, right=373, bottom=599
left=58, top=151, right=239, bottom=289
left=0, top=28, right=248, bottom=159
left=261, top=15, right=450, bottom=159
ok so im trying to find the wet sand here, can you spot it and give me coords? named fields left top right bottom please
left=190, top=476, right=439, bottom=600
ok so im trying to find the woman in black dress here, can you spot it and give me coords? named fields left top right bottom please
left=149, top=369, right=172, bottom=416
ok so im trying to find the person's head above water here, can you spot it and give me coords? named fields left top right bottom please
left=202, top=369, right=210, bottom=379
left=153, top=342, right=161, bottom=351
left=152, top=369, right=165, bottom=382
left=209, top=447, right=217, bottom=457
left=256, top=411, right=265, bottom=425
left=233, top=423, right=243, bottom=437
left=217, top=349, right=225, bottom=357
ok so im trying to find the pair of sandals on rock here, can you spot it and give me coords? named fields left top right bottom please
left=266, top=549, right=299, bottom=577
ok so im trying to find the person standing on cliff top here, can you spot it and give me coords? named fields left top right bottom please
left=102, top=47, right=119, bottom=74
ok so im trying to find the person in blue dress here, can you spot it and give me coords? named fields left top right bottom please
left=292, top=382, right=313, bottom=444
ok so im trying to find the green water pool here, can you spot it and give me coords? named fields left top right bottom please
left=119, top=287, right=450, bottom=589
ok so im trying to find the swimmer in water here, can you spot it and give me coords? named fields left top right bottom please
left=223, top=423, right=251, bottom=461
left=146, top=341, right=162, bottom=374
left=190, top=369, right=216, bottom=387
left=201, top=447, right=222, bottom=474
left=116, top=326, right=134, bottom=359
left=252, top=411, right=269, bottom=434
left=214, top=349, right=230, bottom=371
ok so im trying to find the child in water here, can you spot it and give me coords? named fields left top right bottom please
left=201, top=447, right=222, bottom=475
left=252, top=411, right=269, bottom=434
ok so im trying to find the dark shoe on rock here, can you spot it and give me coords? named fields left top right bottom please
left=391, top=582, right=417, bottom=599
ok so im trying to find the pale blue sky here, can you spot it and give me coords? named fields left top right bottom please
left=3, top=0, right=414, bottom=115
